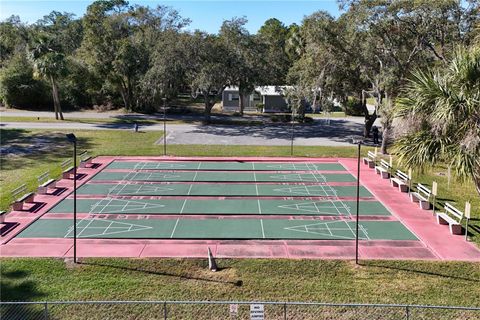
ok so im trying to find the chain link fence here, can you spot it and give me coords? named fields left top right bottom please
left=1, top=300, right=479, bottom=320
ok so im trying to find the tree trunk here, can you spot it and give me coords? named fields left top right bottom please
left=380, top=126, right=389, bottom=154
left=204, top=93, right=213, bottom=123
left=238, top=92, right=247, bottom=116
left=50, top=76, right=63, bottom=120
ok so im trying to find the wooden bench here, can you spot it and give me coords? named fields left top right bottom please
left=79, top=151, right=93, bottom=168
left=390, top=169, right=410, bottom=192
left=61, top=159, right=75, bottom=179
left=436, top=202, right=464, bottom=235
left=0, top=211, right=6, bottom=224
left=363, top=151, right=377, bottom=168
left=410, top=183, right=431, bottom=210
left=375, top=159, right=392, bottom=179
left=37, top=171, right=57, bottom=195
left=11, top=184, right=35, bottom=211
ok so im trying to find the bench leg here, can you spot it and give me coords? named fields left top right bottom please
left=25, top=195, right=35, bottom=203
left=419, top=201, right=431, bottom=210
left=368, top=161, right=375, bottom=169
left=381, top=172, right=390, bottom=179
left=399, top=185, right=409, bottom=193
left=436, top=215, right=449, bottom=225
left=450, top=224, right=463, bottom=235
left=37, top=186, right=48, bottom=195
left=410, top=194, right=419, bottom=203
left=12, top=202, right=23, bottom=211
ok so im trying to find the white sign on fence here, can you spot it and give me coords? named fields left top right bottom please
left=230, top=304, right=238, bottom=317
left=250, top=304, right=264, bottom=320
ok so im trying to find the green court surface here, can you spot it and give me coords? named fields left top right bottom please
left=48, top=198, right=391, bottom=216
left=92, top=171, right=356, bottom=183
left=106, top=161, right=347, bottom=171
left=17, top=218, right=417, bottom=240
left=77, top=183, right=372, bottom=197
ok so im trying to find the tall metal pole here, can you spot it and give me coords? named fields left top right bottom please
left=73, top=140, right=77, bottom=264
left=290, top=109, right=295, bottom=156
left=163, top=98, right=167, bottom=156
left=355, top=142, right=361, bottom=265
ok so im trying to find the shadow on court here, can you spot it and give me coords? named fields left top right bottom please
left=79, top=260, right=243, bottom=287
left=360, top=261, right=480, bottom=282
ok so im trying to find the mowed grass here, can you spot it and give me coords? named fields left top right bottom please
left=1, top=258, right=479, bottom=305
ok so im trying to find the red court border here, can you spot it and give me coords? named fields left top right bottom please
left=1, top=156, right=479, bottom=261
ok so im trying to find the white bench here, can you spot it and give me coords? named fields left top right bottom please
left=11, top=184, right=35, bottom=211
left=436, top=203, right=464, bottom=235
left=79, top=151, right=93, bottom=168
left=375, top=159, right=391, bottom=179
left=37, top=171, right=57, bottom=195
left=0, top=211, right=6, bottom=224
left=363, top=151, right=376, bottom=168
left=61, top=159, right=76, bottom=179
left=410, top=183, right=431, bottom=210
left=390, top=169, right=410, bottom=193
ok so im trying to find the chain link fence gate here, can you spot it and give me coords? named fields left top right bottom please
left=1, top=300, right=479, bottom=320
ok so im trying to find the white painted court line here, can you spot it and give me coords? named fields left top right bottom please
left=260, top=219, right=266, bottom=239
left=170, top=219, right=180, bottom=238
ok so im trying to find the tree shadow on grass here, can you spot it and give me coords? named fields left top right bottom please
left=0, top=129, right=94, bottom=171
left=80, top=260, right=243, bottom=287
left=360, top=260, right=480, bottom=282
left=0, top=269, right=47, bottom=319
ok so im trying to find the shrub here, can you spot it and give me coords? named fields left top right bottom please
left=345, top=97, right=364, bottom=116
left=0, top=54, right=51, bottom=109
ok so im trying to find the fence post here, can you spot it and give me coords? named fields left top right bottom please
left=163, top=301, right=167, bottom=320
left=43, top=301, right=48, bottom=320
left=405, top=306, right=410, bottom=320
left=283, top=303, right=287, bottom=320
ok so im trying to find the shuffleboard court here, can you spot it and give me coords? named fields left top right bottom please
left=77, top=183, right=372, bottom=197
left=16, top=218, right=417, bottom=240
left=92, top=171, right=357, bottom=183
left=106, top=161, right=347, bottom=171
left=48, top=198, right=391, bottom=216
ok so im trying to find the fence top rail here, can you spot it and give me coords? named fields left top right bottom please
left=0, top=300, right=479, bottom=311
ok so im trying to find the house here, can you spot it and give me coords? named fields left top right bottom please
left=222, top=86, right=290, bottom=113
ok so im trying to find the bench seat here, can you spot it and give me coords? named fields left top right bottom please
left=12, top=192, right=35, bottom=211
left=62, top=166, right=75, bottom=179
left=363, top=157, right=375, bottom=168
left=37, top=179, right=57, bottom=194
left=390, top=177, right=409, bottom=192
left=410, top=192, right=431, bottom=210
left=375, top=165, right=390, bottom=179
left=436, top=212, right=463, bottom=235
left=79, top=156, right=93, bottom=168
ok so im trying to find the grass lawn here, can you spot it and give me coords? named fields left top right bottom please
left=1, top=128, right=479, bottom=318
left=1, top=258, right=479, bottom=316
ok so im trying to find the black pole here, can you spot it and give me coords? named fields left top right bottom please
left=163, top=98, right=167, bottom=156
left=355, top=142, right=361, bottom=265
left=73, top=140, right=77, bottom=264
left=290, top=110, right=295, bottom=156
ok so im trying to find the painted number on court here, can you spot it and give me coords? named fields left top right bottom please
left=250, top=304, right=264, bottom=320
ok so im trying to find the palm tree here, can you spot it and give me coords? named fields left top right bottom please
left=393, top=46, right=480, bottom=195
left=29, top=34, right=66, bottom=120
